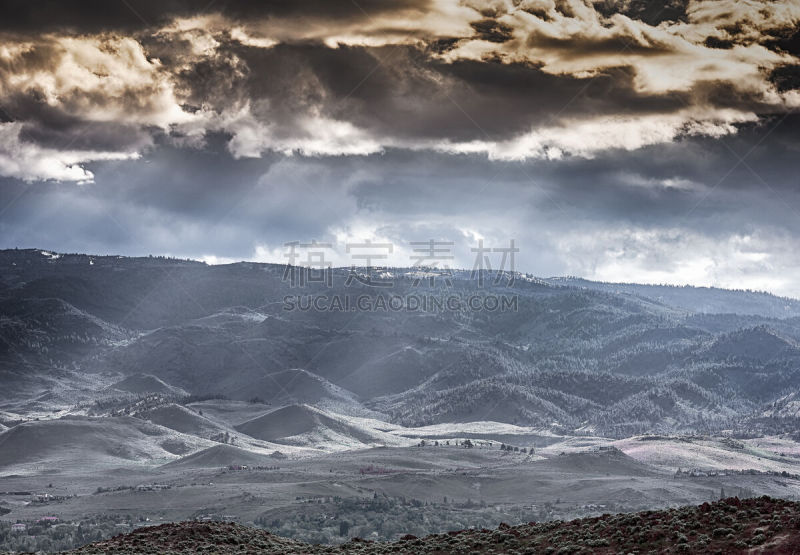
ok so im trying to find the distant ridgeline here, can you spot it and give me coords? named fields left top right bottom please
left=543, top=276, right=800, bottom=319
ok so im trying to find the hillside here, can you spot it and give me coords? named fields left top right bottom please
left=133, top=403, right=228, bottom=438
left=544, top=277, right=800, bottom=318
left=70, top=497, right=800, bottom=554
left=224, top=368, right=365, bottom=412
left=3, top=248, right=800, bottom=436
left=234, top=404, right=406, bottom=450
left=0, top=416, right=211, bottom=473
left=160, top=444, right=280, bottom=469
left=106, top=374, right=189, bottom=397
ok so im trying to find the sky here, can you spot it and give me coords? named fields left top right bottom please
left=1, top=0, right=800, bottom=296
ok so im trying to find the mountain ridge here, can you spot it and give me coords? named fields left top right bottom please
left=3, top=248, right=800, bottom=438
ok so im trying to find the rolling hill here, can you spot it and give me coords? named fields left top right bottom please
left=0, top=416, right=211, bottom=474
left=133, top=403, right=228, bottom=438
left=160, top=444, right=281, bottom=469
left=234, top=404, right=407, bottom=450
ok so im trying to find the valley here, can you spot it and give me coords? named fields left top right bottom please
left=2, top=249, right=800, bottom=551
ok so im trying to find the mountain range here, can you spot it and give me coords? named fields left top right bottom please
left=2, top=248, right=800, bottom=439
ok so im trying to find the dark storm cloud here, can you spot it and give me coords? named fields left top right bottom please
left=2, top=0, right=797, bottom=173
left=470, top=18, right=515, bottom=43
left=166, top=38, right=731, bottom=152
left=770, top=65, right=800, bottom=92
left=7, top=93, right=154, bottom=153
left=348, top=127, right=800, bottom=236
left=593, top=0, right=690, bottom=26
left=0, top=0, right=428, bottom=33
left=193, top=41, right=691, bottom=142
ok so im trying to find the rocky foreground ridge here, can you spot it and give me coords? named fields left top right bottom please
left=69, top=496, right=800, bottom=554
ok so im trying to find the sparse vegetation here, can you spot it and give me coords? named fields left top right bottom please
left=66, top=497, right=800, bottom=554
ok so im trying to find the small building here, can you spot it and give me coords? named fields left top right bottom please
left=11, top=523, right=26, bottom=533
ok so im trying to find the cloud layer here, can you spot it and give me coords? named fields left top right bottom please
left=1, top=0, right=800, bottom=295
left=2, top=0, right=798, bottom=178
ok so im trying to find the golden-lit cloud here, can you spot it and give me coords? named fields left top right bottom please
left=0, top=0, right=798, bottom=181
left=0, top=122, right=138, bottom=182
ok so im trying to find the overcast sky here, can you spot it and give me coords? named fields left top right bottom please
left=1, top=0, right=799, bottom=295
